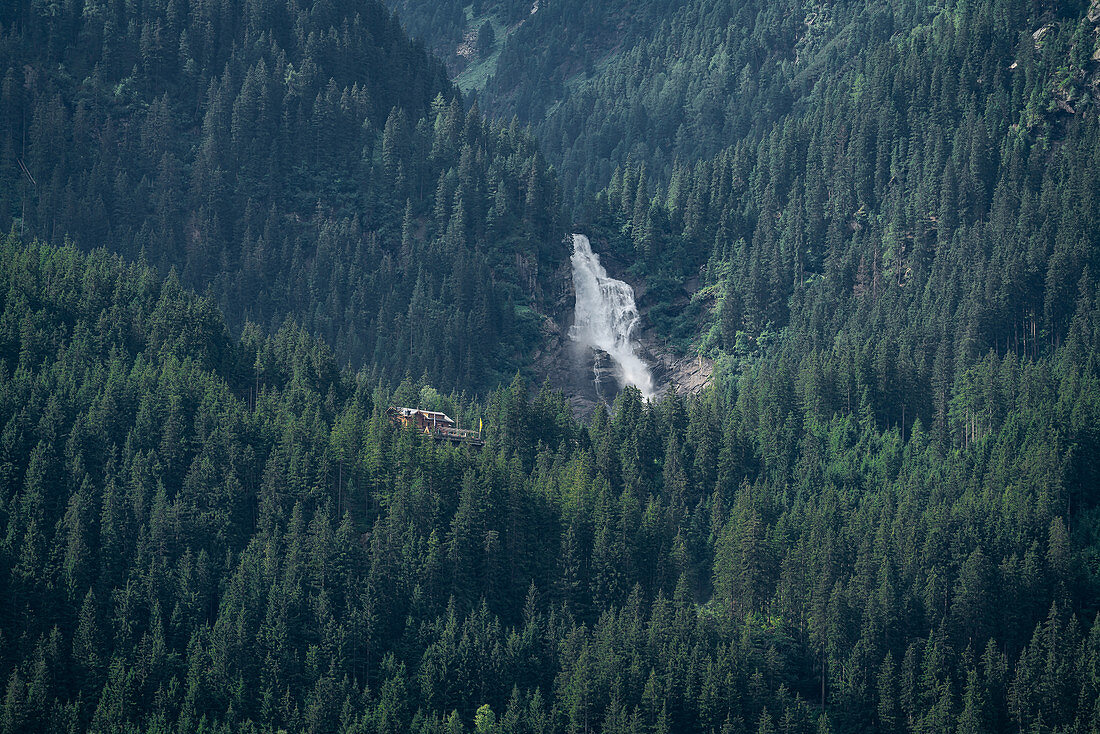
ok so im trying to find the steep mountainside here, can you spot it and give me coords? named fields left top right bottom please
left=3, top=0, right=1100, bottom=732
left=402, top=0, right=1100, bottom=427
left=0, top=0, right=565, bottom=392
left=2, top=215, right=1100, bottom=733
left=582, top=0, right=1100, bottom=426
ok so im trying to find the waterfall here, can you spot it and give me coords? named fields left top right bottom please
left=568, top=233, right=655, bottom=399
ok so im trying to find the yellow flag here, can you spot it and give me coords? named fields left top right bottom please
left=479, top=417, right=483, bottom=433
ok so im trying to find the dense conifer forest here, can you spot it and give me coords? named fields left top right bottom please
left=3, top=0, right=1100, bottom=732
left=0, top=0, right=564, bottom=392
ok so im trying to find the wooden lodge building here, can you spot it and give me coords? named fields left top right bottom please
left=389, top=406, right=455, bottom=431
left=387, top=406, right=484, bottom=447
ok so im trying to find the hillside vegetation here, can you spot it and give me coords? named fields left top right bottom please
left=0, top=0, right=564, bottom=392
left=2, top=0, right=1100, bottom=731
left=0, top=219, right=1098, bottom=732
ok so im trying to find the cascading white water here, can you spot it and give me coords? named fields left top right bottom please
left=568, top=233, right=655, bottom=399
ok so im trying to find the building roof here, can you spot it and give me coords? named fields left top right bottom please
left=389, top=407, right=455, bottom=425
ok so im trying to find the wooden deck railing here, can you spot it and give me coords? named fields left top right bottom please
left=429, top=427, right=484, bottom=444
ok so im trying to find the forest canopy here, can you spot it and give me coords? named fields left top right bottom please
left=0, top=0, right=564, bottom=393
left=2, top=0, right=1100, bottom=731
